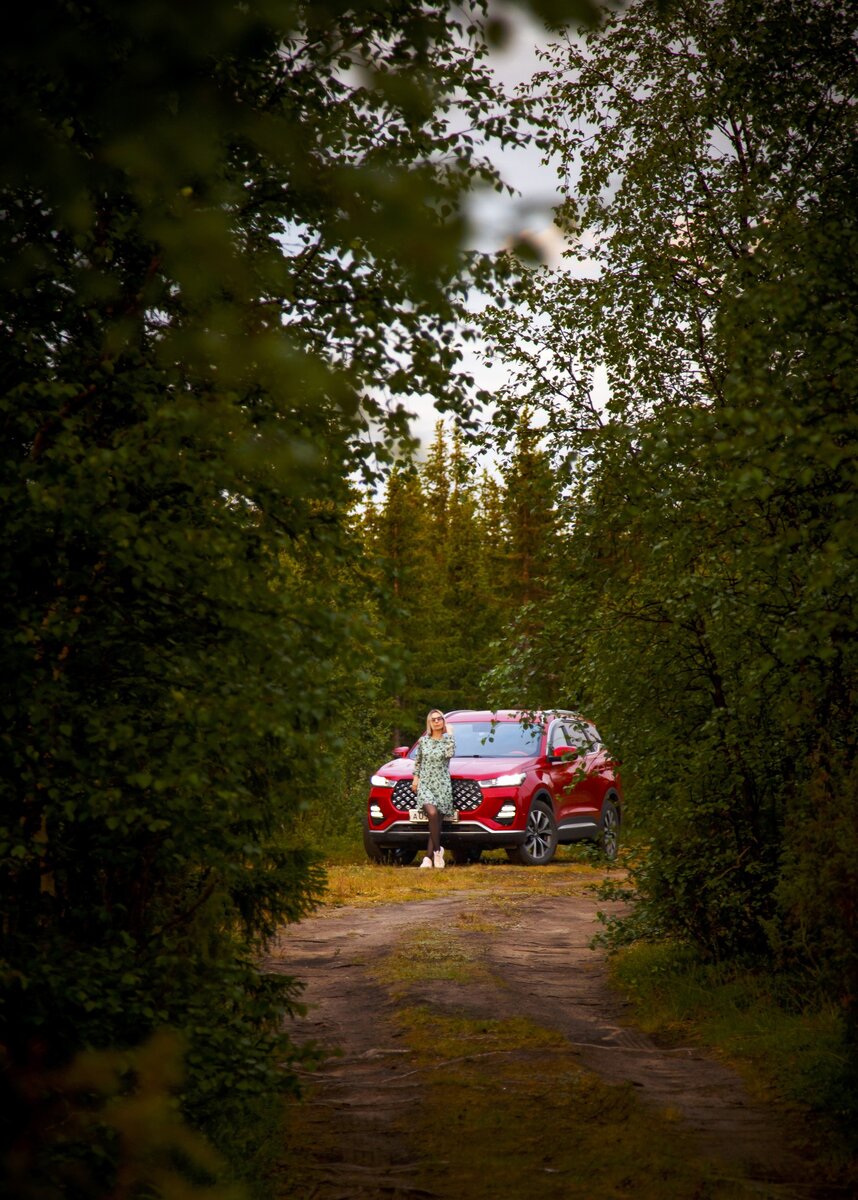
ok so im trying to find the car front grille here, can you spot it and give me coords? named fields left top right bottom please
left=392, top=780, right=419, bottom=811
left=452, top=778, right=482, bottom=812
left=391, top=777, right=483, bottom=814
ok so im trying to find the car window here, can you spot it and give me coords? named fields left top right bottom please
left=412, top=720, right=543, bottom=758
left=563, top=719, right=601, bottom=752
left=547, top=721, right=572, bottom=753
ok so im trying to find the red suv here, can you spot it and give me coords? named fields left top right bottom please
left=363, top=709, right=622, bottom=866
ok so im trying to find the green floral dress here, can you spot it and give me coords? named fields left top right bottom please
left=414, top=732, right=456, bottom=816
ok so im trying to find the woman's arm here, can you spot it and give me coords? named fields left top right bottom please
left=443, top=732, right=455, bottom=759
left=412, top=738, right=422, bottom=790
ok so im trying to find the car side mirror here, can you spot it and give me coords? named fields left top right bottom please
left=551, top=745, right=578, bottom=760
left=393, top=746, right=410, bottom=759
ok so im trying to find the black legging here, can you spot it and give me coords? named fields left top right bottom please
left=424, top=803, right=442, bottom=856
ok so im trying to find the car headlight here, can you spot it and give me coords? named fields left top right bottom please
left=370, top=775, right=396, bottom=788
left=478, top=773, right=526, bottom=788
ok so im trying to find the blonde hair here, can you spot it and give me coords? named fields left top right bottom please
left=424, top=709, right=448, bottom=736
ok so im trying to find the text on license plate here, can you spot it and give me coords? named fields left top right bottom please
left=409, top=808, right=458, bottom=822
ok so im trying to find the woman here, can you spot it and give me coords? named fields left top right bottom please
left=412, top=709, right=456, bottom=869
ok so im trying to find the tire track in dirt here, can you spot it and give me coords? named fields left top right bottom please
left=476, top=896, right=826, bottom=1193
left=265, top=884, right=845, bottom=1199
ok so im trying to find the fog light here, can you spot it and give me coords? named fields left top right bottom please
left=369, top=804, right=384, bottom=821
left=496, top=804, right=516, bottom=824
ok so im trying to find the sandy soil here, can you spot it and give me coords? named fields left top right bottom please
left=263, top=876, right=846, bottom=1199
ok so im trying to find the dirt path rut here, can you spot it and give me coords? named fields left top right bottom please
left=265, top=878, right=843, bottom=1200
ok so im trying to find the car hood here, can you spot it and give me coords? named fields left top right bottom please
left=378, top=756, right=534, bottom=780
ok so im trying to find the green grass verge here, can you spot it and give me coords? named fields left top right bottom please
left=610, top=941, right=858, bottom=1175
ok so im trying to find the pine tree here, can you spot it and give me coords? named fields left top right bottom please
left=500, top=410, right=560, bottom=610
left=365, top=465, right=434, bottom=745
left=422, top=421, right=451, bottom=548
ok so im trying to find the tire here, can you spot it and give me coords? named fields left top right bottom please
left=600, top=799, right=620, bottom=861
left=363, top=820, right=418, bottom=867
left=451, top=846, right=483, bottom=866
left=505, top=800, right=558, bottom=866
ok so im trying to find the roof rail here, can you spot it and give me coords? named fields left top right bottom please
left=442, top=707, right=583, bottom=719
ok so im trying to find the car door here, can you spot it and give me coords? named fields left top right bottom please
left=555, top=719, right=604, bottom=830
left=545, top=719, right=582, bottom=822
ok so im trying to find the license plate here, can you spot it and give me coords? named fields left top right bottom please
left=408, top=808, right=458, bottom=822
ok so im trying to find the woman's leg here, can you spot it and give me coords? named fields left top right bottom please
left=424, top=804, right=440, bottom=856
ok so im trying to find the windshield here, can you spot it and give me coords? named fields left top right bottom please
left=410, top=721, right=544, bottom=759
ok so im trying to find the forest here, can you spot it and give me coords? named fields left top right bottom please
left=1, top=0, right=855, bottom=1195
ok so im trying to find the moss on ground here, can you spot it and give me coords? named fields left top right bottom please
left=364, top=924, right=769, bottom=1199
left=372, top=923, right=493, bottom=990
left=611, top=941, right=858, bottom=1179
left=386, top=1010, right=758, bottom=1198
left=320, top=858, right=610, bottom=909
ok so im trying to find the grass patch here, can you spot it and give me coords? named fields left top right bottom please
left=455, top=906, right=505, bottom=933
left=277, top=865, right=832, bottom=1199
left=396, top=1004, right=564, bottom=1062
left=372, top=924, right=490, bottom=989
left=313, top=830, right=366, bottom=865
left=611, top=941, right=858, bottom=1176
left=319, top=858, right=611, bottom=909
left=391, top=1005, right=756, bottom=1199
left=363, top=925, right=788, bottom=1196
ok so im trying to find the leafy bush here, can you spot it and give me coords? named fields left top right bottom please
left=611, top=941, right=858, bottom=1161
left=480, top=0, right=858, bottom=1020
left=1, top=0, right=571, bottom=1190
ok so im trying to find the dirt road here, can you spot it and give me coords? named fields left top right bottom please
left=264, top=866, right=844, bottom=1199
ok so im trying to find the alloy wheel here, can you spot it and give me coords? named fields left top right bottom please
left=601, top=800, right=620, bottom=861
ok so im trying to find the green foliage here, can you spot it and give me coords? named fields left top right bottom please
left=772, top=747, right=858, bottom=1028
left=1, top=0, right=601, bottom=1191
left=480, top=0, right=858, bottom=1016
left=294, top=667, right=392, bottom=855
left=2, top=1033, right=245, bottom=1199
left=611, top=942, right=858, bottom=1163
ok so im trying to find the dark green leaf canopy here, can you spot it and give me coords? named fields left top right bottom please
left=0, top=1, right=602, bottom=1191
left=482, top=0, right=858, bottom=984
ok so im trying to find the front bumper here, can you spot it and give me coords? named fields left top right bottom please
left=364, top=816, right=527, bottom=850
left=367, top=774, right=528, bottom=849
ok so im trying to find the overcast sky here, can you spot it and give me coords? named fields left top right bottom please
left=406, top=13, right=570, bottom=454
left=469, top=15, right=563, bottom=258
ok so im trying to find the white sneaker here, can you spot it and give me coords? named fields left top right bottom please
left=419, top=856, right=433, bottom=869
left=433, top=849, right=445, bottom=869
